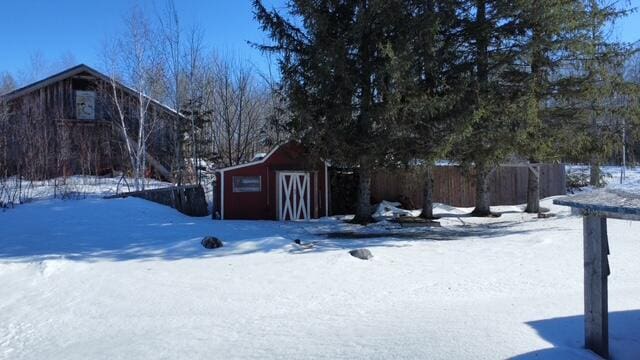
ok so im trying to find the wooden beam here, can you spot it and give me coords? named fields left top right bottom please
left=583, top=215, right=609, bottom=358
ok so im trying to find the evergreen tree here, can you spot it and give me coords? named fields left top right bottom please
left=449, top=0, right=530, bottom=216
left=551, top=0, right=636, bottom=187
left=515, top=0, right=637, bottom=210
left=517, top=0, right=584, bottom=213
left=396, top=0, right=471, bottom=219
left=254, top=0, right=409, bottom=223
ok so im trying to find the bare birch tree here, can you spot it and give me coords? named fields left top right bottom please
left=103, top=6, right=164, bottom=191
left=156, top=0, right=187, bottom=183
left=182, top=26, right=207, bottom=182
left=17, top=51, right=77, bottom=85
left=0, top=72, right=17, bottom=94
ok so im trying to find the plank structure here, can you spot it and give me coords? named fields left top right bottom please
left=370, top=163, right=566, bottom=207
left=554, top=189, right=640, bottom=359
left=554, top=189, right=640, bottom=220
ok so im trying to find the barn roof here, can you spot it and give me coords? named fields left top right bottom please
left=0, top=64, right=181, bottom=117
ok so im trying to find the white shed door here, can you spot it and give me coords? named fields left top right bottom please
left=278, top=172, right=311, bottom=221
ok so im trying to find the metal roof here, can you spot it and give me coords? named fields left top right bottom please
left=0, top=64, right=182, bottom=117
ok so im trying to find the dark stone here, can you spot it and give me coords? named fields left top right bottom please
left=201, top=236, right=223, bottom=249
left=349, top=248, right=373, bottom=260
left=293, top=239, right=315, bottom=250
left=537, top=212, right=556, bottom=219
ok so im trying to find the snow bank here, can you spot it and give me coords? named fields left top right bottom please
left=372, top=200, right=419, bottom=220
left=0, top=175, right=171, bottom=206
left=1, top=195, right=639, bottom=359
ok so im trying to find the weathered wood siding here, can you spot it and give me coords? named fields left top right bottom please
left=3, top=68, right=174, bottom=180
left=370, top=164, right=566, bottom=208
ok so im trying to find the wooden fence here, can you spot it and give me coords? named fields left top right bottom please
left=369, top=164, right=566, bottom=208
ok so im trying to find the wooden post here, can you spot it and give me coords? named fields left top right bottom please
left=583, top=214, right=609, bottom=358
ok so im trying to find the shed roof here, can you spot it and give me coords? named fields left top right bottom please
left=216, top=143, right=284, bottom=172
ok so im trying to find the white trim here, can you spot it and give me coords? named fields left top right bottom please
left=277, top=172, right=282, bottom=220
left=324, top=162, right=329, bottom=217
left=306, top=174, right=310, bottom=219
left=216, top=144, right=283, bottom=172
left=220, top=171, right=225, bottom=220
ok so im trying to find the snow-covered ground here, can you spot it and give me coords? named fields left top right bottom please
left=0, top=176, right=171, bottom=206
left=1, top=170, right=640, bottom=359
left=567, top=164, right=640, bottom=192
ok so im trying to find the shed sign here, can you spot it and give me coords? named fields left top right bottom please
left=233, top=176, right=261, bottom=192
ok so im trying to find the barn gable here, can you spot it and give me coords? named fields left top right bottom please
left=1, top=64, right=178, bottom=117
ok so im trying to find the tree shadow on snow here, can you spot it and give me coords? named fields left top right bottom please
left=510, top=310, right=640, bottom=360
left=0, top=198, right=432, bottom=262
left=0, top=197, right=570, bottom=263
left=318, top=221, right=567, bottom=241
left=0, top=198, right=306, bottom=262
left=286, top=221, right=574, bottom=256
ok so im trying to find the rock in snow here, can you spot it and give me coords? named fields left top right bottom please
left=201, top=236, right=223, bottom=249
left=293, top=239, right=315, bottom=250
left=349, top=248, right=373, bottom=260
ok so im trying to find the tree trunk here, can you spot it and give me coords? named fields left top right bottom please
left=420, top=164, right=435, bottom=219
left=590, top=159, right=601, bottom=187
left=471, top=164, right=492, bottom=217
left=471, top=0, right=491, bottom=218
left=352, top=156, right=373, bottom=224
left=525, top=164, right=540, bottom=213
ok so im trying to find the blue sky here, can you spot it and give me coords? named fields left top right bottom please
left=0, top=0, right=284, bottom=82
left=1, top=0, right=639, bottom=83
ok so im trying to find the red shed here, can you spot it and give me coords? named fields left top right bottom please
left=215, top=141, right=330, bottom=220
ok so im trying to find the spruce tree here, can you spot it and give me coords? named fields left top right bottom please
left=254, top=0, right=409, bottom=223
left=516, top=0, right=636, bottom=209
left=517, top=0, right=583, bottom=213
left=396, top=0, right=471, bottom=219
left=449, top=0, right=529, bottom=216
left=544, top=0, right=636, bottom=188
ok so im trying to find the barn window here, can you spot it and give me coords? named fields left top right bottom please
left=233, top=176, right=261, bottom=192
left=75, top=90, right=96, bottom=120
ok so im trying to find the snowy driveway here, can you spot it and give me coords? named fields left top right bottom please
left=1, top=197, right=639, bottom=359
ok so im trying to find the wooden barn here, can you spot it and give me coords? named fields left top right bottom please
left=215, top=141, right=329, bottom=220
left=0, top=64, right=176, bottom=180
